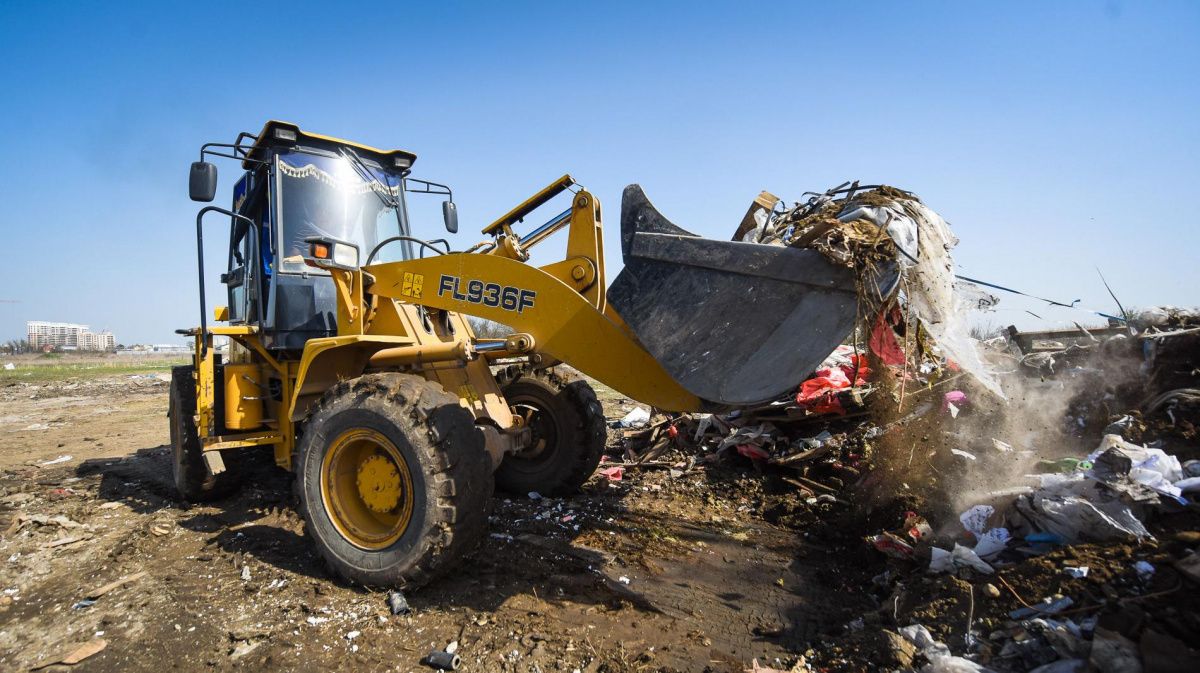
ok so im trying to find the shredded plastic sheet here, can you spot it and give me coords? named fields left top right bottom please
left=795, top=344, right=870, bottom=415
left=839, top=198, right=1004, bottom=398
left=929, top=543, right=994, bottom=574
left=973, top=528, right=1011, bottom=559
left=617, top=407, right=650, bottom=428
left=1016, top=473, right=1152, bottom=542
left=1086, top=434, right=1186, bottom=502
left=959, top=505, right=994, bottom=537
left=899, top=624, right=996, bottom=673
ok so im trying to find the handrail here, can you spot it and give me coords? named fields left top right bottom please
left=195, top=206, right=257, bottom=357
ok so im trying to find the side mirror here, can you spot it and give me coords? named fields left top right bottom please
left=442, top=200, right=459, bottom=234
left=189, top=162, right=218, bottom=202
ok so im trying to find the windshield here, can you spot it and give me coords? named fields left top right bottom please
left=276, top=150, right=409, bottom=272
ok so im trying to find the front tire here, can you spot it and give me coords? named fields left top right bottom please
left=494, top=366, right=607, bottom=496
left=169, top=365, right=236, bottom=502
left=294, top=373, right=493, bottom=588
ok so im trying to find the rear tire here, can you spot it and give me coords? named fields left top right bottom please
left=169, top=365, right=238, bottom=502
left=294, top=373, right=493, bottom=588
left=494, top=366, right=607, bottom=496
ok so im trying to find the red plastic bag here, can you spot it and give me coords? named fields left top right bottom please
left=736, top=444, right=771, bottom=461
left=869, top=313, right=906, bottom=366
left=598, top=466, right=624, bottom=481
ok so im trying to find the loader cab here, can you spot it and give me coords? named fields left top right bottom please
left=197, top=121, right=443, bottom=352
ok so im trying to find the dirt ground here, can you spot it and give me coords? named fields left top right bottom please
left=2, top=360, right=1197, bottom=673
left=0, top=373, right=872, bottom=673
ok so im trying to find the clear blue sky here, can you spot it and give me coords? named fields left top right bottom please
left=1, top=1, right=1196, bottom=344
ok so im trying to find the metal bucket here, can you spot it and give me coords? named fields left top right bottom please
left=608, top=185, right=897, bottom=408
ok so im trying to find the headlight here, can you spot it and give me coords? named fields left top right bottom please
left=307, top=238, right=360, bottom=270
left=331, top=241, right=358, bottom=267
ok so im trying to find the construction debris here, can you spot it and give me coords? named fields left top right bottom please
left=86, top=571, right=148, bottom=600
left=30, top=639, right=107, bottom=669
left=602, top=182, right=1200, bottom=671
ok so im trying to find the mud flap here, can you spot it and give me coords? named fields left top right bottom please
left=608, top=185, right=898, bottom=408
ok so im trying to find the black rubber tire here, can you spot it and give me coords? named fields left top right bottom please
left=294, top=373, right=493, bottom=589
left=168, top=365, right=237, bottom=502
left=494, top=366, right=607, bottom=496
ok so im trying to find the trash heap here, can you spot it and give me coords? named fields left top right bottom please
left=608, top=183, right=1006, bottom=493
left=604, top=182, right=1199, bottom=673
left=606, top=277, right=1200, bottom=672
left=834, top=307, right=1200, bottom=673
left=738, top=182, right=1004, bottom=399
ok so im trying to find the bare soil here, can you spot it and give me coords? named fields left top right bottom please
left=2, top=372, right=1197, bottom=673
left=0, top=375, right=863, bottom=672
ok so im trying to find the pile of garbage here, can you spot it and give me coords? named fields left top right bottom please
left=607, top=293, right=1200, bottom=672
left=610, top=317, right=979, bottom=509
left=605, top=180, right=1199, bottom=672
left=1007, top=307, right=1200, bottom=441
left=739, top=182, right=1005, bottom=399
left=833, top=306, right=1200, bottom=673
left=610, top=343, right=884, bottom=501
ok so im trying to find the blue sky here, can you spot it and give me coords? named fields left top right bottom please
left=0, top=1, right=1196, bottom=344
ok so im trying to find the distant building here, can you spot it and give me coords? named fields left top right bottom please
left=116, top=343, right=193, bottom=355
left=79, top=330, right=116, bottom=351
left=26, top=321, right=116, bottom=351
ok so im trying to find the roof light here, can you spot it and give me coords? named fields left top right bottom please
left=274, top=127, right=298, bottom=142
left=394, top=156, right=412, bottom=169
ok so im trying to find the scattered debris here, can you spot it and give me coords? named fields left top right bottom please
left=31, top=639, right=107, bottom=669
left=868, top=512, right=933, bottom=559
left=424, top=648, right=461, bottom=670
left=597, top=466, right=624, bottom=481
left=87, top=571, right=148, bottom=600
left=616, top=406, right=651, bottom=428
left=387, top=589, right=411, bottom=615
left=38, top=455, right=72, bottom=466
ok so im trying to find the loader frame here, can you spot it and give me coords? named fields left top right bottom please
left=184, top=123, right=702, bottom=478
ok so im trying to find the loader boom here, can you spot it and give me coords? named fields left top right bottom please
left=318, top=178, right=704, bottom=411
left=366, top=247, right=703, bottom=411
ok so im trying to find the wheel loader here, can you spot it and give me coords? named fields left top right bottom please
left=177, top=121, right=874, bottom=587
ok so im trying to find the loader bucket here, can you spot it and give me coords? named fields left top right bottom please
left=607, top=185, right=898, bottom=408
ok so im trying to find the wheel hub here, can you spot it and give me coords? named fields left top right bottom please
left=356, top=454, right=402, bottom=513
left=510, top=401, right=554, bottom=459
left=321, top=428, right=415, bottom=550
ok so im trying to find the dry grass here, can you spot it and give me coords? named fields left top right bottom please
left=0, top=352, right=187, bottom=383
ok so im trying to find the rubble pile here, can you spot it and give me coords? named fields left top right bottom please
left=610, top=184, right=1010, bottom=508
left=822, top=307, right=1200, bottom=673
left=609, top=280, right=1200, bottom=673
left=742, top=182, right=1004, bottom=398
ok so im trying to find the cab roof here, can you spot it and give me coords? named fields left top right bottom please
left=242, top=120, right=417, bottom=171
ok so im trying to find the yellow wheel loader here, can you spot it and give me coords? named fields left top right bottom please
left=176, top=121, right=876, bottom=587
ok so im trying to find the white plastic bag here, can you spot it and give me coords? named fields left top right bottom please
left=617, top=407, right=650, bottom=428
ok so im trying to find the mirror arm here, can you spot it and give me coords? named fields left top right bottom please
left=195, top=207, right=257, bottom=358
left=403, top=177, right=453, bottom=199
left=200, top=136, right=266, bottom=163
left=201, top=146, right=270, bottom=165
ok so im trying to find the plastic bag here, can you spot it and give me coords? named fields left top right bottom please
left=839, top=198, right=1003, bottom=398
left=617, top=407, right=650, bottom=428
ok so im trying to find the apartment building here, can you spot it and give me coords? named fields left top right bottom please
left=26, top=321, right=116, bottom=351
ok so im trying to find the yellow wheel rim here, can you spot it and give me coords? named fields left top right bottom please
left=320, top=428, right=415, bottom=550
